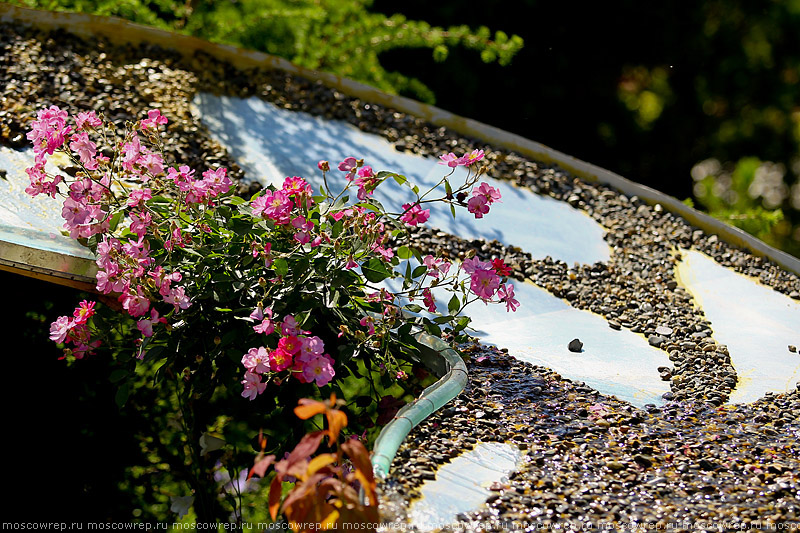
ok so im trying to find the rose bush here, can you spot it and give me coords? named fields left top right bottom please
left=26, top=105, right=518, bottom=522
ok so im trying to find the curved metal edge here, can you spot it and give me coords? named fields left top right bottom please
left=2, top=4, right=798, bottom=276
left=371, top=332, right=468, bottom=480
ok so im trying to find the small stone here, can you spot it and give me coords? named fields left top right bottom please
left=634, top=454, right=654, bottom=468
left=655, top=326, right=673, bottom=337
left=649, top=335, right=665, bottom=348
left=568, top=338, right=584, bottom=352
left=608, top=320, right=621, bottom=330
left=789, top=345, right=797, bottom=353
left=607, top=461, right=625, bottom=472
left=698, top=458, right=717, bottom=471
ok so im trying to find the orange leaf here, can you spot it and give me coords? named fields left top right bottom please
left=268, top=475, right=283, bottom=521
left=320, top=509, right=340, bottom=530
left=325, top=408, right=348, bottom=446
left=295, top=398, right=327, bottom=420
left=307, top=453, right=337, bottom=477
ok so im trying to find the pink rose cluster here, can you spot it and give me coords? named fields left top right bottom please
left=241, top=310, right=335, bottom=400
left=26, top=107, right=228, bottom=357
left=251, top=176, right=318, bottom=245
left=462, top=257, right=519, bottom=312
left=48, top=300, right=101, bottom=359
left=467, top=182, right=501, bottom=219
left=337, top=157, right=380, bottom=201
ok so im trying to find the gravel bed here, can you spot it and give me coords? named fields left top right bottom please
left=1, top=21, right=800, bottom=526
left=380, top=344, right=800, bottom=530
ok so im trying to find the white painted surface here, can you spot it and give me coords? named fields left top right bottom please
left=384, top=273, right=672, bottom=408
left=193, top=93, right=611, bottom=266
left=408, top=442, right=521, bottom=531
left=0, top=147, right=66, bottom=233
left=450, top=280, right=672, bottom=407
left=677, top=249, right=800, bottom=403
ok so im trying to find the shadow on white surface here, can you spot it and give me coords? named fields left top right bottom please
left=193, top=93, right=611, bottom=266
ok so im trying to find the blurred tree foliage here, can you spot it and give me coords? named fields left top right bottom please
left=12, top=0, right=523, bottom=105
left=371, top=0, right=800, bottom=258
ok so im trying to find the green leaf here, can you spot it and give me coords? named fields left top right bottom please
left=109, top=368, right=129, bottom=383
left=454, top=316, right=471, bottom=333
left=362, top=258, right=392, bottom=283
left=450, top=203, right=457, bottom=219
left=115, top=383, right=130, bottom=408
left=108, top=210, right=124, bottom=232
left=273, top=257, right=289, bottom=277
left=424, top=322, right=442, bottom=337
left=405, top=304, right=422, bottom=313
left=412, top=265, right=428, bottom=278
left=448, top=294, right=460, bottom=314
left=397, top=245, right=413, bottom=259
left=143, top=345, right=166, bottom=362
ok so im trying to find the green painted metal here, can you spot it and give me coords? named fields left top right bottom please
left=371, top=331, right=468, bottom=479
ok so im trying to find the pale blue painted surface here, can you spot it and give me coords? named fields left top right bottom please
left=677, top=249, right=800, bottom=403
left=0, top=147, right=66, bottom=233
left=193, top=93, right=611, bottom=266
left=384, top=272, right=672, bottom=408
left=0, top=147, right=94, bottom=260
left=408, top=442, right=521, bottom=531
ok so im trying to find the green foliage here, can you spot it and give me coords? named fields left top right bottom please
left=691, top=156, right=791, bottom=251
left=12, top=0, right=522, bottom=104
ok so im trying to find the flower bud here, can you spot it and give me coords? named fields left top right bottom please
left=318, top=160, right=330, bottom=172
left=258, top=277, right=267, bottom=287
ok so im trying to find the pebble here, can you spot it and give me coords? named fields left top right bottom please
left=648, top=335, right=665, bottom=348
left=655, top=325, right=673, bottom=336
left=790, top=345, right=797, bottom=353
left=567, top=338, right=583, bottom=352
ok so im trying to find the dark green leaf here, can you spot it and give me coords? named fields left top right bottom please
left=448, top=294, right=460, bottom=314
left=143, top=345, right=166, bottom=362
left=109, top=368, right=129, bottom=383
left=108, top=210, right=124, bottom=232
left=362, top=258, right=392, bottom=283
left=115, top=383, right=130, bottom=408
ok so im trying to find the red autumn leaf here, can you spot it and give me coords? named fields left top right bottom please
left=341, top=438, right=377, bottom=506
left=248, top=454, right=275, bottom=480
left=285, top=430, right=325, bottom=466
